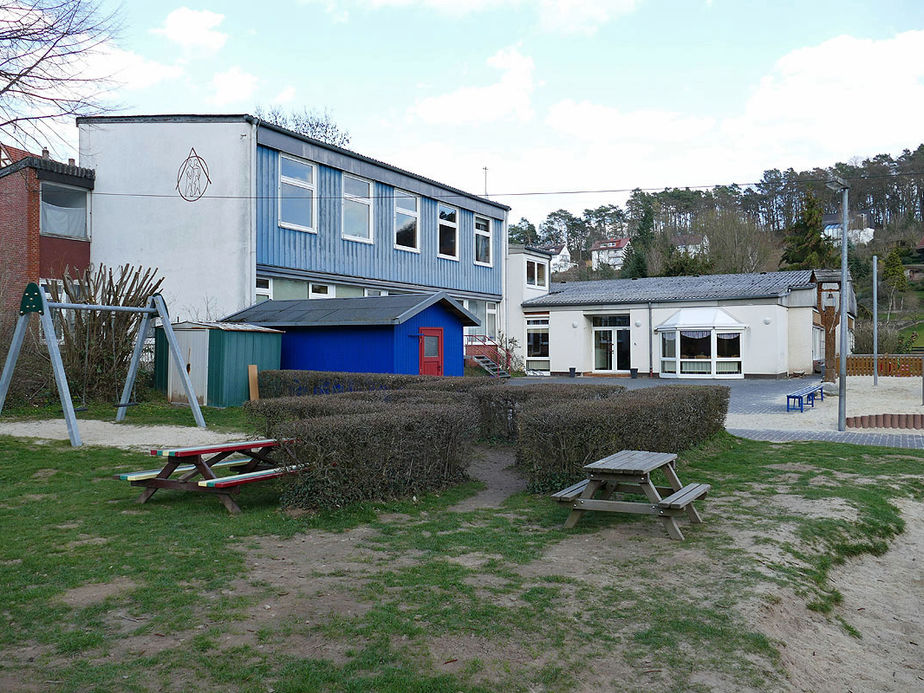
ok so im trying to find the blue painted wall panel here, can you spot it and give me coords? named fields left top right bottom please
left=281, top=327, right=395, bottom=373
left=394, top=303, right=465, bottom=377
left=257, top=146, right=502, bottom=296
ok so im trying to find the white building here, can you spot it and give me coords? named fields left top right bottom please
left=508, top=270, right=854, bottom=379
left=673, top=233, right=709, bottom=256
left=590, top=238, right=631, bottom=270
left=540, top=244, right=574, bottom=273
left=503, top=245, right=553, bottom=373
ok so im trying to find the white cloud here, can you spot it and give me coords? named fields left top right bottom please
left=91, top=45, right=184, bottom=91
left=272, top=85, right=297, bottom=104
left=536, top=0, right=640, bottom=35
left=301, top=0, right=640, bottom=34
left=408, top=45, right=534, bottom=125
left=152, top=7, right=228, bottom=55
left=546, top=99, right=716, bottom=145
left=209, top=66, right=258, bottom=106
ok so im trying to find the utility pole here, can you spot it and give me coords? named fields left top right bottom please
left=827, top=176, right=850, bottom=432
left=873, top=255, right=878, bottom=386
left=483, top=166, right=488, bottom=196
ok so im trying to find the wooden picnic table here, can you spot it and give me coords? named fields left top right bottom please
left=115, top=439, right=288, bottom=514
left=551, top=450, right=710, bottom=540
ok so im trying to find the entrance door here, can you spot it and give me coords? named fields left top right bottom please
left=593, top=328, right=630, bottom=372
left=419, top=327, right=443, bottom=376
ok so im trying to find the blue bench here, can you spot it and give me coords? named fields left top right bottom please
left=786, top=383, right=824, bottom=412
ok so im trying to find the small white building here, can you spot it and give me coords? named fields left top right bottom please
left=673, top=233, right=709, bottom=256
left=590, top=238, right=631, bottom=270
left=503, top=245, right=553, bottom=372
left=540, top=244, right=574, bottom=273
left=510, top=270, right=854, bottom=379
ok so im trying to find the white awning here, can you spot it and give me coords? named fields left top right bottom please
left=654, top=307, right=747, bottom=332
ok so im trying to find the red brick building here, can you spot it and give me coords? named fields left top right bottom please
left=0, top=144, right=94, bottom=309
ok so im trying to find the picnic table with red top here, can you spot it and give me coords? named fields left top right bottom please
left=551, top=450, right=710, bottom=540
left=114, top=439, right=290, bottom=514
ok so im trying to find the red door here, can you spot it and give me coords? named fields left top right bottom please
left=419, top=327, right=443, bottom=376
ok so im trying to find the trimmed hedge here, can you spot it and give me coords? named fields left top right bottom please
left=473, top=383, right=626, bottom=441
left=245, top=389, right=467, bottom=437
left=516, top=385, right=729, bottom=492
left=277, top=403, right=476, bottom=509
left=258, top=369, right=442, bottom=399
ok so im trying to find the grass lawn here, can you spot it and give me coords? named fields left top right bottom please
left=1, top=432, right=922, bottom=691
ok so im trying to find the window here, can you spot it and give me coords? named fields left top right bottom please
left=256, top=277, right=272, bottom=302
left=716, top=332, right=742, bottom=374
left=342, top=174, right=373, bottom=242
left=41, top=183, right=88, bottom=239
left=680, top=330, right=711, bottom=374
left=279, top=155, right=316, bottom=232
left=394, top=191, right=419, bottom=251
left=525, top=317, right=550, bottom=372
left=526, top=259, right=547, bottom=288
left=474, top=215, right=492, bottom=266
left=660, top=332, right=676, bottom=373
left=364, top=288, right=388, bottom=297
left=591, top=315, right=629, bottom=327
left=486, top=302, right=497, bottom=339
left=309, top=283, right=334, bottom=299
left=438, top=204, right=458, bottom=259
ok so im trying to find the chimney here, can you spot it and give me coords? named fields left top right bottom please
left=41, top=147, right=49, bottom=159
left=68, top=158, right=75, bottom=166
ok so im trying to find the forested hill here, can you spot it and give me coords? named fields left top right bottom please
left=510, top=144, right=924, bottom=280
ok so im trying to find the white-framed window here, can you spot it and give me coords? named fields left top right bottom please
left=658, top=329, right=742, bottom=377
left=256, top=277, right=272, bottom=302
left=486, top=301, right=497, bottom=339
left=40, top=182, right=88, bottom=240
left=309, top=283, right=334, bottom=299
left=525, top=316, right=550, bottom=372
left=474, top=215, right=492, bottom=266
left=342, top=174, right=373, bottom=242
left=364, top=288, right=389, bottom=297
left=526, top=259, right=547, bottom=288
left=394, top=190, right=419, bottom=252
left=279, top=155, right=317, bottom=233
left=437, top=203, right=459, bottom=260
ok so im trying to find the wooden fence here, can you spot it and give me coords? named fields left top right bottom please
left=845, top=354, right=924, bottom=377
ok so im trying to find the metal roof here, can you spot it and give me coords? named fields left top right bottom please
left=221, top=291, right=480, bottom=327
left=171, top=321, right=282, bottom=333
left=523, top=270, right=818, bottom=307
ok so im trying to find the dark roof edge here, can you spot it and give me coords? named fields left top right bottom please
left=523, top=291, right=794, bottom=308
left=76, top=113, right=510, bottom=213
left=394, top=291, right=480, bottom=326
left=0, top=156, right=95, bottom=183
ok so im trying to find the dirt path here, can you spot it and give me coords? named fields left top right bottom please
left=0, top=418, right=246, bottom=450
left=448, top=446, right=525, bottom=511
left=752, top=499, right=924, bottom=692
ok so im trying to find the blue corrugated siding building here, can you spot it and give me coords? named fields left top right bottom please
left=254, top=123, right=509, bottom=340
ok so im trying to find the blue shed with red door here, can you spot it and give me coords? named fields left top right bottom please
left=222, top=292, right=479, bottom=377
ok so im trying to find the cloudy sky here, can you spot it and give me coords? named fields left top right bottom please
left=71, top=0, right=924, bottom=221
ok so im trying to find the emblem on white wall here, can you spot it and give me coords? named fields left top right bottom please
left=176, top=148, right=211, bottom=202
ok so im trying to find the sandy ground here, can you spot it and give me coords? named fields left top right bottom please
left=727, top=376, right=924, bottom=431
left=0, top=418, right=249, bottom=450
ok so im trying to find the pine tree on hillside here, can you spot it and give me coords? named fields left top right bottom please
left=779, top=192, right=838, bottom=270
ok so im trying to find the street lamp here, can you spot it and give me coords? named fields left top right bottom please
left=826, top=175, right=849, bottom=432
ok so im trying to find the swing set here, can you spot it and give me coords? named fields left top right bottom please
left=0, top=283, right=206, bottom=447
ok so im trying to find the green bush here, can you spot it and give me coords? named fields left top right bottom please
left=258, top=369, right=443, bottom=398
left=245, top=389, right=468, bottom=437
left=516, top=385, right=729, bottom=492
left=277, top=403, right=476, bottom=509
left=473, top=383, right=626, bottom=441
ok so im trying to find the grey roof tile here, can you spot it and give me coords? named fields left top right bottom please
left=523, top=270, right=817, bottom=307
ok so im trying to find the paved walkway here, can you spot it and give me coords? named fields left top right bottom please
left=512, top=375, right=924, bottom=450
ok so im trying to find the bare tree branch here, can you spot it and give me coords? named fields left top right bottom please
left=255, top=105, right=351, bottom=148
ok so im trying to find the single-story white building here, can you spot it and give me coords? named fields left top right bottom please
left=512, top=269, right=854, bottom=379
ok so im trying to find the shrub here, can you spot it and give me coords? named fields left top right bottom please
left=258, top=369, right=457, bottom=399
left=245, top=389, right=468, bottom=437
left=473, top=383, right=626, bottom=441
left=517, top=385, right=729, bottom=492
left=277, top=403, right=476, bottom=509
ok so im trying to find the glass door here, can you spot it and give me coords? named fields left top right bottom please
left=615, top=329, right=631, bottom=371
left=593, top=329, right=613, bottom=371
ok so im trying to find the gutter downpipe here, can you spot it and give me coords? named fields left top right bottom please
left=648, top=301, right=653, bottom=377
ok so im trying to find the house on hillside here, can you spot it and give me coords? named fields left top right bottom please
left=673, top=233, right=708, bottom=256
left=590, top=238, right=631, bottom=270
left=76, top=115, right=510, bottom=338
left=0, top=143, right=94, bottom=309
left=540, top=244, right=574, bottom=273
left=504, top=270, right=854, bottom=379
left=822, top=212, right=874, bottom=245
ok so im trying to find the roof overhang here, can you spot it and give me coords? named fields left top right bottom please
left=654, top=307, right=747, bottom=332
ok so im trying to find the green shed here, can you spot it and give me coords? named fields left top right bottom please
left=154, top=322, right=282, bottom=408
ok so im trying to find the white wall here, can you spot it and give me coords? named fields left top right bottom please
left=80, top=120, right=255, bottom=321
left=503, top=250, right=551, bottom=359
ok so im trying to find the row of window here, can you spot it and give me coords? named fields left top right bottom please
left=279, top=154, right=493, bottom=266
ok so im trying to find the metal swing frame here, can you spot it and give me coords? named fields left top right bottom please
left=0, top=283, right=206, bottom=447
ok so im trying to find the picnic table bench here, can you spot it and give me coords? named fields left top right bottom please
left=551, top=450, right=709, bottom=540
left=114, top=439, right=292, bottom=514
left=786, top=382, right=824, bottom=412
